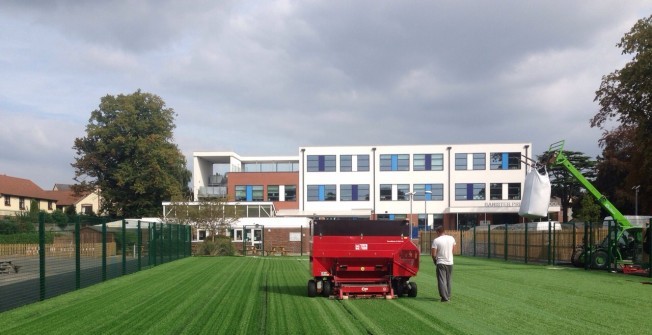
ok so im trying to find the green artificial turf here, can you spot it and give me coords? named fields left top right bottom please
left=1, top=256, right=651, bottom=334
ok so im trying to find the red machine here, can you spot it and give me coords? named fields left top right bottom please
left=307, top=219, right=419, bottom=299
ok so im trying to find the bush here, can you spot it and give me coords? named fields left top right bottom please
left=199, top=235, right=235, bottom=256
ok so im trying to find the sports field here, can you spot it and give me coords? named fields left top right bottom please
left=1, top=256, right=651, bottom=334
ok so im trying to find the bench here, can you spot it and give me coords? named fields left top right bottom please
left=266, top=246, right=288, bottom=256
left=245, top=245, right=260, bottom=256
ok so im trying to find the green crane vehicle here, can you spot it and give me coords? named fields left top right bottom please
left=543, top=140, right=649, bottom=269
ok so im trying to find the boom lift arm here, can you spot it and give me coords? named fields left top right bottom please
left=546, top=140, right=632, bottom=230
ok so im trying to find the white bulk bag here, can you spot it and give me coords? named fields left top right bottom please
left=519, top=167, right=551, bottom=219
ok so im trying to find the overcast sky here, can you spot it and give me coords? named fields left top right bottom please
left=1, top=1, right=651, bottom=189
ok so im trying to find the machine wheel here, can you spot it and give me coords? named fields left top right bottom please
left=571, top=249, right=586, bottom=268
left=393, top=280, right=404, bottom=297
left=591, top=250, right=609, bottom=270
left=407, top=282, right=417, bottom=298
left=307, top=279, right=317, bottom=297
left=322, top=280, right=332, bottom=297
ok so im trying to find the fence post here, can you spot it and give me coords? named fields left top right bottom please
left=167, top=223, right=172, bottom=263
left=504, top=226, right=508, bottom=261
left=137, top=221, right=142, bottom=271
left=606, top=220, right=612, bottom=272
left=75, top=220, right=80, bottom=290
left=39, top=212, right=46, bottom=301
left=300, top=225, right=303, bottom=256
left=102, top=220, right=107, bottom=281
left=648, top=220, right=651, bottom=278
left=473, top=225, right=477, bottom=257
left=122, top=219, right=127, bottom=276
left=487, top=225, right=491, bottom=259
left=547, top=221, right=552, bottom=265
left=584, top=222, right=589, bottom=270
left=524, top=220, right=529, bottom=264
left=460, top=227, right=464, bottom=256
left=160, top=223, right=164, bottom=265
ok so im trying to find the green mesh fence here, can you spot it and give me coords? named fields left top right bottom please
left=0, top=214, right=191, bottom=313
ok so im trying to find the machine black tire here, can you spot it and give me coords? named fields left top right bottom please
left=592, top=250, right=609, bottom=270
left=322, top=280, right=332, bottom=297
left=307, top=279, right=317, bottom=297
left=407, top=282, right=417, bottom=298
left=571, top=249, right=586, bottom=268
left=393, top=280, right=404, bottom=297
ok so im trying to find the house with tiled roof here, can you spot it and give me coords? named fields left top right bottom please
left=0, top=175, right=59, bottom=216
left=46, top=184, right=100, bottom=215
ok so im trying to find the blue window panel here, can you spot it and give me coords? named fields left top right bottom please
left=389, top=214, right=395, bottom=220
left=391, top=155, right=398, bottom=170
left=318, top=185, right=325, bottom=201
left=466, top=184, right=473, bottom=200
left=318, top=156, right=325, bottom=171
left=352, top=185, right=358, bottom=200
left=425, top=154, right=432, bottom=170
left=502, top=153, right=508, bottom=170
left=246, top=185, right=253, bottom=201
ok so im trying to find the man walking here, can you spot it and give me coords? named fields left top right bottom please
left=431, top=226, right=456, bottom=302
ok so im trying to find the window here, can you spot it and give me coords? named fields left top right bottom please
left=340, top=184, right=370, bottom=201
left=380, top=184, right=392, bottom=201
left=340, top=155, right=352, bottom=172
left=455, top=153, right=468, bottom=170
left=508, top=183, right=521, bottom=200
left=82, top=205, right=93, bottom=215
left=307, top=185, right=336, bottom=201
left=490, top=152, right=522, bottom=170
left=380, top=154, right=409, bottom=171
left=4, top=195, right=10, bottom=206
left=235, top=186, right=247, bottom=201
left=48, top=201, right=53, bottom=210
left=455, top=183, right=486, bottom=200
left=232, top=229, right=243, bottom=242
left=251, top=186, right=263, bottom=201
left=307, top=155, right=336, bottom=172
left=357, top=155, right=370, bottom=171
left=19, top=197, right=25, bottom=210
left=284, top=185, right=297, bottom=201
left=473, top=153, right=486, bottom=170
left=413, top=154, right=444, bottom=171
left=267, top=185, right=279, bottom=201
left=235, top=185, right=263, bottom=201
left=397, top=184, right=410, bottom=201
left=490, top=183, right=502, bottom=200
left=413, top=184, right=444, bottom=201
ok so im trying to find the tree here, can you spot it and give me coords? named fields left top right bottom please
left=592, top=15, right=652, bottom=215
left=537, top=151, right=596, bottom=223
left=166, top=197, right=238, bottom=242
left=572, top=193, right=601, bottom=224
left=72, top=90, right=191, bottom=218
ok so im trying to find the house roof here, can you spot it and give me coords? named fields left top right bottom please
left=0, top=174, right=58, bottom=201
left=46, top=189, right=80, bottom=206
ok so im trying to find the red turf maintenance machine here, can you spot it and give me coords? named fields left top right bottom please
left=307, top=219, right=419, bottom=299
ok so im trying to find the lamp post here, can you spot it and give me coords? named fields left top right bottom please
left=633, top=185, right=640, bottom=216
left=424, top=190, right=432, bottom=231
left=407, top=192, right=415, bottom=238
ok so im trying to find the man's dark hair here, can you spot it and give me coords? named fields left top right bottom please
left=436, top=226, right=445, bottom=234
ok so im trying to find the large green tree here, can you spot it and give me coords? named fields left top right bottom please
left=72, top=90, right=191, bottom=217
left=537, top=150, right=596, bottom=223
left=592, top=15, right=652, bottom=215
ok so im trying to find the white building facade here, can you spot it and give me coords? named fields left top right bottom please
left=192, top=142, right=560, bottom=234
